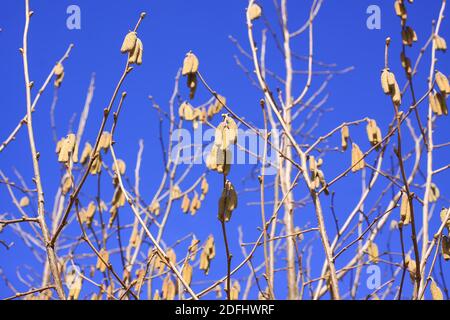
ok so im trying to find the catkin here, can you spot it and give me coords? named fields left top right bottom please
left=351, top=143, right=365, bottom=172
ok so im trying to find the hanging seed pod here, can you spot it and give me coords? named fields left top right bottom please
left=429, top=183, right=440, bottom=203
left=229, top=280, right=241, bottom=300
left=171, top=185, right=182, bottom=200
left=402, top=26, right=417, bottom=46
left=68, top=275, right=83, bottom=300
left=380, top=69, right=391, bottom=94
left=434, top=35, right=447, bottom=52
left=218, top=180, right=238, bottom=222
left=128, top=38, right=143, bottom=65
left=89, top=152, right=102, bottom=175
left=366, top=119, right=382, bottom=149
left=149, top=200, right=160, bottom=216
left=431, top=91, right=448, bottom=116
left=199, top=235, right=215, bottom=274
left=98, top=132, right=112, bottom=152
left=129, top=225, right=140, bottom=248
left=111, top=187, right=126, bottom=209
left=351, top=143, right=365, bottom=172
left=188, top=238, right=200, bottom=261
left=400, top=52, right=412, bottom=75
left=400, top=193, right=411, bottom=225
left=182, top=262, right=193, bottom=286
left=391, top=81, right=402, bottom=106
left=166, top=248, right=177, bottom=265
left=341, top=125, right=349, bottom=151
left=178, top=101, right=195, bottom=121
left=84, top=201, right=96, bottom=227
left=216, top=148, right=232, bottom=176
left=96, top=248, right=109, bottom=272
left=190, top=192, right=201, bottom=215
left=367, top=242, right=379, bottom=264
left=440, top=208, right=450, bottom=232
left=215, top=115, right=238, bottom=150
left=136, top=39, right=143, bottom=65
left=19, top=196, right=30, bottom=207
left=182, top=52, right=199, bottom=76
left=162, top=275, right=176, bottom=300
left=201, top=177, right=209, bottom=195
left=435, top=71, right=450, bottom=94
left=181, top=194, right=190, bottom=214
left=80, top=142, right=92, bottom=165
left=394, top=0, right=407, bottom=20
left=442, top=236, right=450, bottom=260
left=58, top=134, right=76, bottom=163
left=406, top=255, right=417, bottom=283
left=112, top=159, right=126, bottom=176
left=208, top=95, right=226, bottom=119
left=248, top=3, right=262, bottom=21
left=153, top=253, right=165, bottom=274
left=134, top=269, right=146, bottom=293
left=120, top=31, right=137, bottom=53
left=62, top=175, right=72, bottom=195
left=187, top=73, right=197, bottom=100
left=317, top=169, right=329, bottom=195
left=430, top=280, right=444, bottom=300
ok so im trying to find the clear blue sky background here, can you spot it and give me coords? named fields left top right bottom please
left=0, top=0, right=448, bottom=299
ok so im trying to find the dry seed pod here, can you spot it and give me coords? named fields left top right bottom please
left=394, top=0, right=407, bottom=20
left=19, top=196, right=29, bottom=207
left=366, top=119, right=382, bottom=149
left=201, top=177, right=209, bottom=195
left=149, top=200, right=160, bottom=216
left=402, top=26, right=417, bottom=46
left=432, top=92, right=448, bottom=116
left=111, top=187, right=126, bottom=208
left=208, top=95, right=226, bottom=119
left=400, top=193, right=411, bottom=225
left=84, top=201, right=96, bottom=227
left=406, top=255, right=417, bottom=282
left=120, top=31, right=137, bottom=53
left=181, top=194, right=190, bottom=214
left=400, top=52, right=412, bottom=74
left=182, top=262, right=193, bottom=286
left=182, top=52, right=199, bottom=76
left=380, top=69, right=391, bottom=94
left=162, top=276, right=176, bottom=300
left=190, top=192, right=201, bottom=215
left=317, top=169, right=329, bottom=195
left=112, top=159, right=126, bottom=175
left=98, top=132, right=112, bottom=151
left=188, top=238, right=200, bottom=261
left=434, top=35, right=447, bottom=52
left=136, top=38, right=143, bottom=65
left=90, top=152, right=102, bottom=175
left=230, top=280, right=241, bottom=300
left=178, top=101, right=195, bottom=121
left=54, top=71, right=64, bottom=88
left=391, top=81, right=402, bottom=106
left=129, top=226, right=140, bottom=248
left=62, top=175, right=72, bottom=195
left=218, top=180, right=238, bottom=222
left=351, top=143, right=365, bottom=172
left=58, top=134, right=76, bottom=163
left=367, top=242, right=379, bottom=264
left=442, top=236, right=450, bottom=260
left=187, top=73, right=197, bottom=100
left=200, top=235, right=215, bottom=274
left=80, top=142, right=92, bottom=165
left=215, top=115, right=238, bottom=150
left=96, top=248, right=109, bottom=272
left=166, top=248, right=177, bottom=265
left=435, top=71, right=450, bottom=94
left=134, top=269, right=146, bottom=293
left=171, top=185, right=182, bottom=200
left=68, top=275, right=83, bottom=300
left=430, top=280, right=444, bottom=300
left=248, top=3, right=262, bottom=21
left=54, top=63, right=64, bottom=76
left=341, top=125, right=350, bottom=151
left=128, top=38, right=143, bottom=65
left=215, top=149, right=232, bottom=176
left=440, top=208, right=450, bottom=231
left=429, top=183, right=440, bottom=203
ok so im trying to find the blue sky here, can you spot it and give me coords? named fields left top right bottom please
left=0, top=0, right=449, bottom=299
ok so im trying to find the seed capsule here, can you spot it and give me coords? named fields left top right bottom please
left=121, top=31, right=137, bottom=53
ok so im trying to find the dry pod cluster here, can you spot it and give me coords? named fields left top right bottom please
left=96, top=248, right=109, bottom=273
left=199, top=235, right=216, bottom=274
left=430, top=280, right=444, bottom=300
left=121, top=31, right=143, bottom=65
left=430, top=91, right=448, bottom=116
left=394, top=0, right=407, bottom=20
left=182, top=262, right=193, bottom=286
left=53, top=62, right=65, bottom=88
left=435, top=34, right=447, bottom=52
left=229, top=280, right=241, bottom=300
left=381, top=68, right=401, bottom=106
left=179, top=101, right=207, bottom=129
left=442, top=236, right=450, bottom=261
left=309, top=156, right=328, bottom=195
left=67, top=272, right=83, bottom=300
left=435, top=71, right=450, bottom=94
left=181, top=51, right=199, bottom=100
left=405, top=255, right=417, bottom=283
left=367, top=242, right=379, bottom=264
left=162, top=275, right=176, bottom=300
left=218, top=180, right=238, bottom=222
left=401, top=26, right=417, bottom=47
left=56, top=133, right=76, bottom=163
left=351, top=143, right=365, bottom=172
left=208, top=95, right=226, bottom=119
left=188, top=238, right=200, bottom=261
left=400, top=52, right=412, bottom=74
left=366, top=119, right=382, bottom=150
left=79, top=201, right=96, bottom=227
left=207, top=115, right=238, bottom=175
left=80, top=142, right=92, bottom=165
left=171, top=185, right=182, bottom=200
left=428, top=183, right=440, bottom=203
